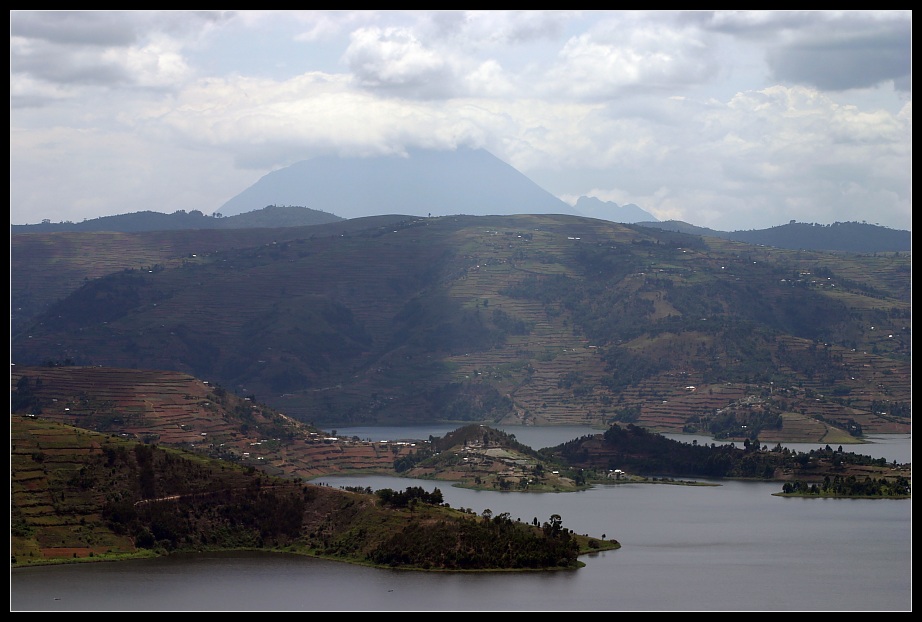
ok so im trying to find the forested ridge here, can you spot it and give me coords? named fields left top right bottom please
left=541, top=423, right=910, bottom=497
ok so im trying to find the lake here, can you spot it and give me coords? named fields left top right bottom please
left=10, top=428, right=911, bottom=612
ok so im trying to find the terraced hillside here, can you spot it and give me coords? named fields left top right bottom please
left=11, top=214, right=911, bottom=443
left=10, top=366, right=423, bottom=481
left=13, top=412, right=611, bottom=570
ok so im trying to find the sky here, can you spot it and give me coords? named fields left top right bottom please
left=10, top=10, right=913, bottom=231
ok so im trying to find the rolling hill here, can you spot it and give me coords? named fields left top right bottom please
left=11, top=213, right=911, bottom=443
left=10, top=204, right=343, bottom=234
left=10, top=212, right=408, bottom=336
left=640, top=219, right=911, bottom=253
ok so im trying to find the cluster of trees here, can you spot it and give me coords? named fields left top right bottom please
left=11, top=376, right=43, bottom=414
left=429, top=424, right=540, bottom=457
left=109, top=484, right=307, bottom=551
left=367, top=511, right=581, bottom=570
left=375, top=486, right=444, bottom=508
left=870, top=400, right=911, bottom=419
left=99, top=444, right=308, bottom=552
left=781, top=475, right=910, bottom=497
left=393, top=448, right=434, bottom=473
left=705, top=408, right=784, bottom=440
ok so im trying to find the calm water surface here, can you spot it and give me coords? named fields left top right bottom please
left=10, top=429, right=911, bottom=612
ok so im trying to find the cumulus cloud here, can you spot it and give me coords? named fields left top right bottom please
left=344, top=26, right=459, bottom=98
left=10, top=10, right=143, bottom=47
left=539, top=20, right=720, bottom=101
left=446, top=10, right=571, bottom=45
left=517, top=82, right=910, bottom=230
left=9, top=10, right=227, bottom=95
left=766, top=24, right=912, bottom=91
left=696, top=10, right=912, bottom=92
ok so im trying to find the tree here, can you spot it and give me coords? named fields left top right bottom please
left=544, top=514, right=563, bottom=537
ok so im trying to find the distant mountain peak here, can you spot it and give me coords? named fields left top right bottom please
left=217, top=147, right=579, bottom=219
left=573, top=196, right=658, bottom=224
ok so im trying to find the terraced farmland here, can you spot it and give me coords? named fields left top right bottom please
left=11, top=366, right=426, bottom=483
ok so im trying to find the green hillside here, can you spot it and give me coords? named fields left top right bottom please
left=11, top=415, right=617, bottom=569
left=11, top=214, right=911, bottom=443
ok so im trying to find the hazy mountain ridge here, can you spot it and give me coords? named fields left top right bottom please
left=573, top=196, right=658, bottom=224
left=11, top=204, right=342, bottom=233
left=12, top=146, right=909, bottom=254
left=11, top=213, right=911, bottom=443
left=12, top=200, right=907, bottom=256
left=638, top=220, right=911, bottom=253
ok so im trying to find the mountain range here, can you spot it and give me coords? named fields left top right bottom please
left=12, top=201, right=910, bottom=254
left=13, top=146, right=908, bottom=254
left=573, top=196, right=657, bottom=223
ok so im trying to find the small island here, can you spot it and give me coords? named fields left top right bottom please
left=773, top=475, right=910, bottom=498
left=388, top=424, right=717, bottom=492
left=538, top=423, right=911, bottom=500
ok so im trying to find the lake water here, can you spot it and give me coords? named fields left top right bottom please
left=10, top=428, right=911, bottom=612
